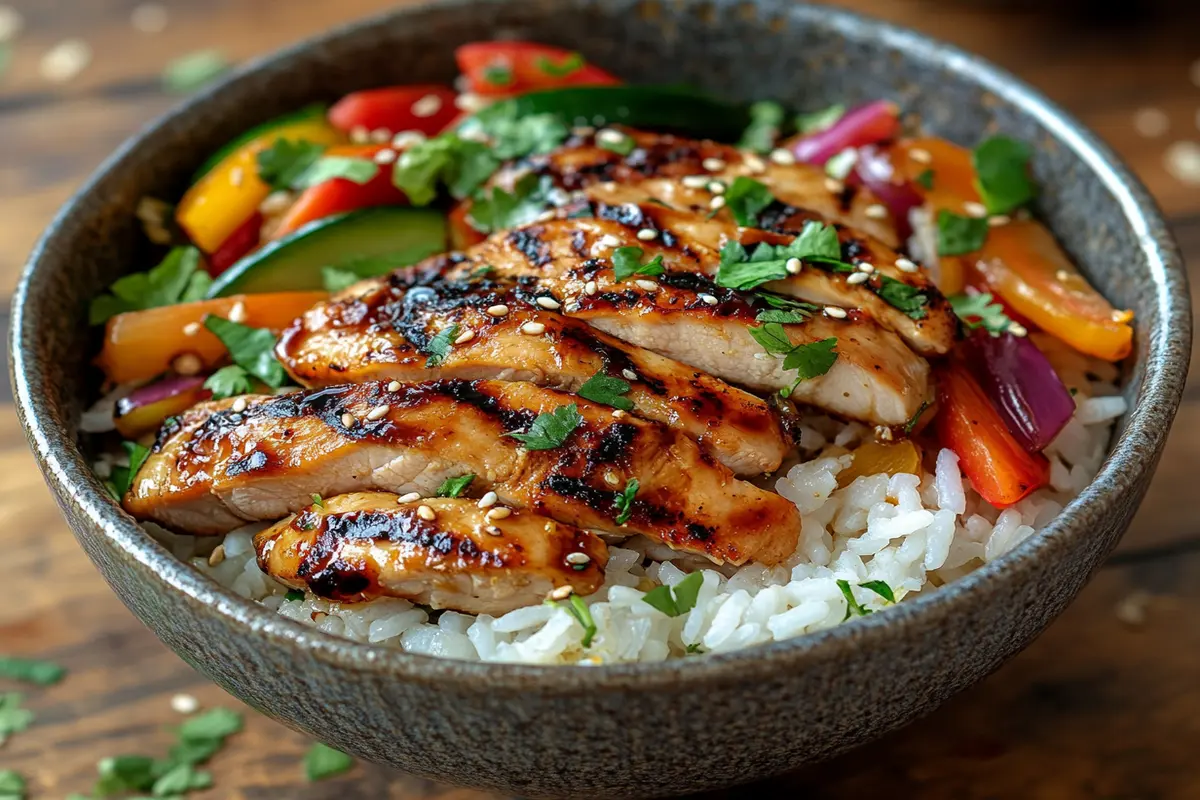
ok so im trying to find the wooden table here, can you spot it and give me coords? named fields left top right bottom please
left=2, top=1, right=1198, bottom=797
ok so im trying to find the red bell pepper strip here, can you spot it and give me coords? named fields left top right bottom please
left=328, top=85, right=460, bottom=137
left=934, top=362, right=1050, bottom=508
left=207, top=211, right=263, bottom=276
left=272, top=144, right=407, bottom=239
left=455, top=41, right=620, bottom=97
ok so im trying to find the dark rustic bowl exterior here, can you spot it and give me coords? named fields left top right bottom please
left=10, top=1, right=1190, bottom=797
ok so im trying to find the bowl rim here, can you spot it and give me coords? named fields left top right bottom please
left=11, top=0, right=1191, bottom=691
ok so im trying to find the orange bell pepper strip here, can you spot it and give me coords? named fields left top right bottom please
left=95, top=292, right=326, bottom=384
left=837, top=440, right=922, bottom=488
left=176, top=117, right=343, bottom=253
left=934, top=362, right=1050, bottom=508
left=272, top=144, right=408, bottom=239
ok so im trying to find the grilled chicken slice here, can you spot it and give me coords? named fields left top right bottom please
left=403, top=220, right=931, bottom=426
left=125, top=380, right=800, bottom=565
left=277, top=276, right=788, bottom=475
left=255, top=492, right=607, bottom=614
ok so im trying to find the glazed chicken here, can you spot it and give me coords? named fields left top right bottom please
left=255, top=492, right=608, bottom=614
left=277, top=275, right=789, bottom=475
left=126, top=380, right=800, bottom=565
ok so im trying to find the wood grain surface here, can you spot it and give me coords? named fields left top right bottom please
left=2, top=1, right=1198, bottom=797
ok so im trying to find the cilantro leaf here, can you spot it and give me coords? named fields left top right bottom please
left=393, top=134, right=500, bottom=206
left=936, top=209, right=989, bottom=256
left=737, top=100, right=785, bottom=153
left=781, top=337, right=839, bottom=380
left=436, top=474, right=475, bottom=498
left=949, top=292, right=1014, bottom=335
left=89, top=246, right=211, bottom=325
left=577, top=371, right=633, bottom=411
left=0, top=770, right=24, bottom=799
left=305, top=743, right=355, bottom=782
left=423, top=323, right=460, bottom=368
left=795, top=104, right=845, bottom=134
left=536, top=52, right=585, bottom=77
left=860, top=580, right=895, bottom=604
left=255, top=138, right=326, bottom=192
left=972, top=135, right=1037, bottom=214
left=178, top=708, right=243, bottom=742
left=292, top=156, right=379, bottom=190
left=837, top=578, right=870, bottom=620
left=613, top=478, right=639, bottom=525
left=321, top=266, right=361, bottom=293
left=790, top=219, right=843, bottom=259
left=310, top=493, right=324, bottom=509
left=547, top=595, right=597, bottom=647
left=611, top=246, right=665, bottom=282
left=0, top=693, right=33, bottom=746
left=151, top=763, right=212, bottom=797
left=747, top=322, right=795, bottom=356
left=203, top=365, right=255, bottom=400
left=915, top=168, right=934, bottom=190
left=202, top=316, right=286, bottom=389
left=597, top=130, right=635, bottom=156
left=468, top=106, right=570, bottom=160
left=94, top=754, right=158, bottom=796
left=106, top=441, right=151, bottom=499
left=724, top=177, right=775, bottom=227
left=876, top=276, right=929, bottom=320
left=0, top=656, right=66, bottom=686
left=753, top=293, right=817, bottom=323
left=715, top=241, right=787, bottom=290
left=468, top=173, right=554, bottom=234
left=162, top=49, right=229, bottom=93
left=504, top=404, right=582, bottom=451
left=284, top=589, right=306, bottom=602
left=482, top=64, right=513, bottom=87
left=641, top=572, right=703, bottom=617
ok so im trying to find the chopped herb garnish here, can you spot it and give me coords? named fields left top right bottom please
left=749, top=325, right=839, bottom=397
left=641, top=571, right=703, bottom=617
left=310, top=493, right=324, bottom=509
left=597, top=131, right=635, bottom=156
left=436, top=474, right=475, bottom=498
left=89, top=246, right=211, bottom=325
left=876, top=275, right=929, bottom=320
left=255, top=138, right=327, bottom=192
left=482, top=63, right=513, bottom=87
left=178, top=708, right=244, bottom=743
left=613, top=478, right=639, bottom=525
left=753, top=293, right=818, bottom=324
left=536, top=52, right=585, bottom=77
left=556, top=594, right=598, bottom=647
left=203, top=316, right=287, bottom=389
left=972, top=135, right=1037, bottom=214
left=824, top=147, right=858, bottom=180
left=106, top=441, right=151, bottom=500
left=504, top=404, right=583, bottom=451
left=423, top=323, right=460, bottom=368
left=468, top=173, right=554, bottom=234
left=304, top=742, right=356, bottom=782
left=724, top=177, right=775, bottom=227
left=321, top=266, right=361, bottom=293
left=685, top=643, right=704, bottom=654
left=292, top=156, right=379, bottom=190
left=949, top=292, right=1014, bottom=335
left=470, top=264, right=496, bottom=279
left=0, top=656, right=66, bottom=686
left=285, top=588, right=306, bottom=602
left=860, top=580, right=895, bottom=604
left=203, top=365, right=255, bottom=401
left=715, top=220, right=846, bottom=291
left=463, top=104, right=570, bottom=160
left=162, top=49, right=230, bottom=93
left=151, top=762, right=213, bottom=796
left=0, top=770, right=24, bottom=799
left=94, top=755, right=158, bottom=796
left=577, top=371, right=633, bottom=411
left=903, top=401, right=930, bottom=435
left=737, top=100, right=785, bottom=153
left=0, top=693, right=33, bottom=746
left=393, top=134, right=500, bottom=206
left=915, top=168, right=935, bottom=190
left=611, top=246, right=665, bottom=282
left=837, top=579, right=870, bottom=620
left=936, top=209, right=989, bottom=256
left=794, top=104, right=845, bottom=135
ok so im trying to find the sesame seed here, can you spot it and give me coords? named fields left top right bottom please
left=598, top=234, right=621, bottom=248
left=40, top=39, right=92, bottom=83
left=208, top=545, right=226, bottom=566
left=743, top=153, right=767, bottom=173
left=707, top=181, right=726, bottom=195
left=988, top=214, right=1011, bottom=227
left=397, top=492, right=422, bottom=503
left=702, top=157, right=726, bottom=171
left=454, top=92, right=490, bottom=113
left=1008, top=323, right=1028, bottom=337
left=417, top=505, right=437, bottom=521
left=486, top=526, right=503, bottom=536
left=366, top=404, right=390, bottom=421
left=1055, top=269, right=1071, bottom=282
left=963, top=201, right=988, bottom=218
left=824, top=306, right=848, bottom=319
left=170, top=693, right=199, bottom=715
left=172, top=353, right=203, bottom=376
left=634, top=279, right=659, bottom=291
left=785, top=257, right=802, bottom=275
left=536, top=296, right=561, bottom=310
left=895, top=257, right=919, bottom=273
left=549, top=585, right=574, bottom=601
left=847, top=272, right=870, bottom=285
left=229, top=166, right=245, bottom=187
left=611, top=409, right=627, bottom=419
left=182, top=321, right=201, bottom=336
left=227, top=301, right=247, bottom=323
left=753, top=352, right=771, bottom=360
left=535, top=210, right=557, bottom=223
left=260, top=191, right=293, bottom=215
left=486, top=506, right=512, bottom=521
left=231, top=397, right=248, bottom=413
left=908, top=147, right=933, bottom=164
left=698, top=293, right=719, bottom=306
left=636, top=228, right=658, bottom=241
left=350, top=126, right=370, bottom=144
left=603, top=471, right=621, bottom=486
left=387, top=380, right=402, bottom=393
left=486, top=304, right=509, bottom=317
left=341, top=412, right=357, bottom=428
left=478, top=491, right=499, bottom=509
left=824, top=177, right=844, bottom=193
left=584, top=280, right=598, bottom=296
left=864, top=203, right=889, bottom=220
left=681, top=175, right=710, bottom=189
left=1133, top=107, right=1169, bottom=138
left=454, top=328, right=475, bottom=345
left=521, top=322, right=546, bottom=335
left=769, top=148, right=796, bottom=165
left=411, top=93, right=443, bottom=118
left=369, top=128, right=392, bottom=144
left=857, top=262, right=875, bottom=273
left=596, top=128, right=627, bottom=146
left=709, top=196, right=726, bottom=210
left=392, top=130, right=427, bottom=149
left=622, top=369, right=638, bottom=381
left=373, top=148, right=398, bottom=165
left=566, top=552, right=591, bottom=565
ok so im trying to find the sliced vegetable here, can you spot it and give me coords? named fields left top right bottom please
left=94, top=292, right=326, bottom=384
left=207, top=208, right=446, bottom=296
left=961, top=329, right=1076, bottom=453
left=207, top=212, right=262, bottom=276
left=273, top=144, right=407, bottom=239
left=455, top=41, right=620, bottom=97
left=114, top=376, right=211, bottom=439
left=852, top=145, right=922, bottom=240
left=837, top=440, right=921, bottom=488
left=934, top=362, right=1050, bottom=507
left=448, top=201, right=488, bottom=249
left=328, top=85, right=459, bottom=137
left=787, top=100, right=900, bottom=166
left=177, top=106, right=343, bottom=252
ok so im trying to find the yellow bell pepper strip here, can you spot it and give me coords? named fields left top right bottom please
left=837, top=440, right=923, bottom=488
left=95, top=292, right=326, bottom=384
left=176, top=115, right=343, bottom=253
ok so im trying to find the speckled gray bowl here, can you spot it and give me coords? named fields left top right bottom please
left=10, top=1, right=1191, bottom=796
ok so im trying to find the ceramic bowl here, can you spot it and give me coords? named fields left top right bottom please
left=11, top=1, right=1190, bottom=796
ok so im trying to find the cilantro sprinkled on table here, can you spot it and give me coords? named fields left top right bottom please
left=724, top=177, right=775, bottom=227
left=611, top=246, right=665, bottom=282
left=0, top=656, right=66, bottom=686
left=0, top=770, right=24, bottom=800
left=936, top=209, right=990, bottom=256
left=577, top=371, right=634, bottom=411
left=436, top=474, right=475, bottom=498
left=0, top=693, right=33, bottom=746
left=504, top=404, right=583, bottom=451
left=423, top=323, right=461, bottom=368
left=304, top=742, right=356, bottom=782
left=89, top=246, right=211, bottom=325
left=162, top=49, right=230, bottom=94
left=613, top=478, right=639, bottom=525
left=641, top=572, right=703, bottom=617
left=972, top=135, right=1037, bottom=214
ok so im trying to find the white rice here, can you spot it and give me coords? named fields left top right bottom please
left=148, top=359, right=1124, bottom=665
